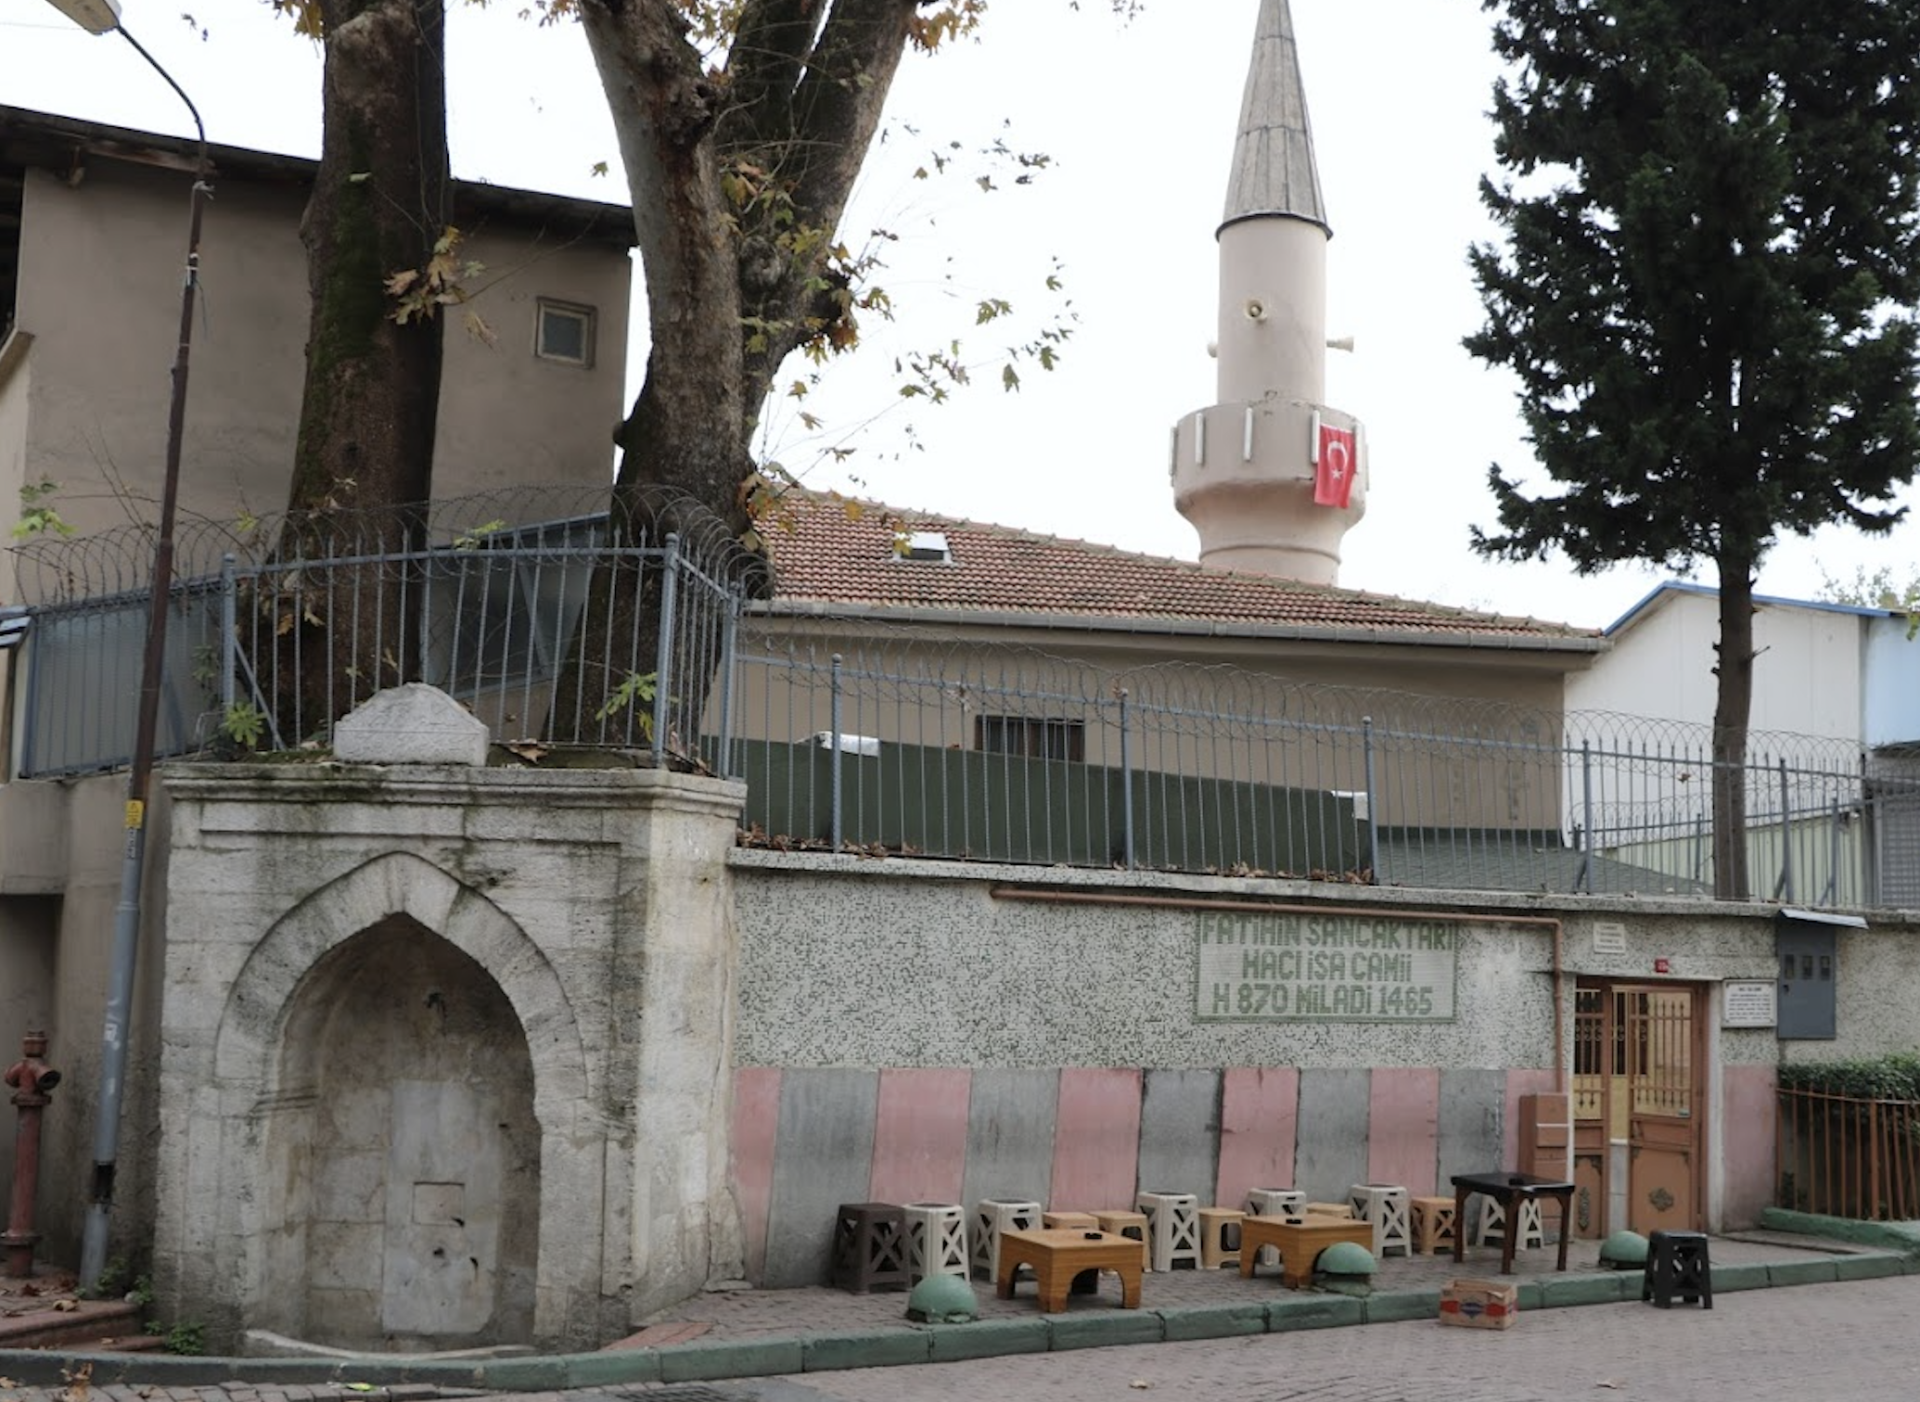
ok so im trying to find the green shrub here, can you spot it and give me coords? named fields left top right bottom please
left=1778, top=1052, right=1920, bottom=1100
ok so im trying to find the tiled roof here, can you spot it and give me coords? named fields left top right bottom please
left=756, top=492, right=1599, bottom=645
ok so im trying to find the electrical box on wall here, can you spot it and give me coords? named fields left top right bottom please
left=1775, top=908, right=1864, bottom=1040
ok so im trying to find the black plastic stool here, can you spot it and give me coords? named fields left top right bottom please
left=831, top=1202, right=910, bottom=1292
left=1642, top=1229, right=1712, bottom=1308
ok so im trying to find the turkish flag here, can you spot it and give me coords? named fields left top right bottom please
left=1314, top=422, right=1357, bottom=509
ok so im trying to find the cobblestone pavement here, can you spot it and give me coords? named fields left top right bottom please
left=0, top=1233, right=1891, bottom=1402
left=619, top=1230, right=1829, bottom=1339
left=615, top=1272, right=1920, bottom=1402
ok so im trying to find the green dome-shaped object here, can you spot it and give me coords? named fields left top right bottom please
left=1599, top=1230, right=1650, bottom=1269
left=905, top=1273, right=979, bottom=1323
left=1316, top=1241, right=1376, bottom=1277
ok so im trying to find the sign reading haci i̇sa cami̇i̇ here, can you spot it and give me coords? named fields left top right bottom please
left=1194, top=910, right=1459, bottom=1023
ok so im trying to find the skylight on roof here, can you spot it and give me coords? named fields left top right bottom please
left=899, top=529, right=952, bottom=562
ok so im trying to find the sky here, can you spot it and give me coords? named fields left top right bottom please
left=4, top=0, right=1918, bottom=630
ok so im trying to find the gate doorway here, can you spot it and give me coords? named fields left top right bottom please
left=1571, top=980, right=1706, bottom=1238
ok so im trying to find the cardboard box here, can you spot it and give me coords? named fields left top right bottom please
left=1439, top=1278, right=1519, bottom=1329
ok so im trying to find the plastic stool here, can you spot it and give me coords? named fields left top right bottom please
left=901, top=1202, right=968, bottom=1282
left=1475, top=1196, right=1544, bottom=1250
left=1348, top=1184, right=1412, bottom=1258
left=1136, top=1191, right=1201, bottom=1271
left=1197, top=1207, right=1244, bottom=1268
left=1409, top=1195, right=1457, bottom=1255
left=1093, top=1209, right=1152, bottom=1271
left=1642, top=1229, right=1712, bottom=1309
left=971, top=1198, right=1042, bottom=1282
left=1244, top=1188, right=1306, bottom=1267
left=831, top=1202, right=909, bottom=1292
left=1245, top=1188, right=1306, bottom=1220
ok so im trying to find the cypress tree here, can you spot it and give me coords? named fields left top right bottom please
left=1467, top=0, right=1920, bottom=898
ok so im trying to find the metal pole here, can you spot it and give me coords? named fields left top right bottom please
left=829, top=654, right=844, bottom=852
left=1118, top=688, right=1134, bottom=870
left=1578, top=740, right=1595, bottom=894
left=715, top=583, right=742, bottom=780
left=80, top=24, right=210, bottom=1289
left=1362, top=716, right=1380, bottom=884
left=651, top=533, right=680, bottom=766
left=219, top=552, right=237, bottom=712
left=1777, top=757, right=1795, bottom=904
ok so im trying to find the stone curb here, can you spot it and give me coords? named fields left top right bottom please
left=1758, top=1207, right=1920, bottom=1256
left=1, top=1253, right=1907, bottom=1392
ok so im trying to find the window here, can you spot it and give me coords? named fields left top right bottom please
left=535, top=299, right=595, bottom=367
left=976, top=715, right=1085, bottom=762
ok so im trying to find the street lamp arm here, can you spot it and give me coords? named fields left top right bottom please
left=113, top=24, right=208, bottom=171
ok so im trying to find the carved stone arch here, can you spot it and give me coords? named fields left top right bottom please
left=213, top=851, right=589, bottom=1109
left=201, top=850, right=601, bottom=1349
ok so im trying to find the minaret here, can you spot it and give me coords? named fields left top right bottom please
left=1171, top=0, right=1365, bottom=586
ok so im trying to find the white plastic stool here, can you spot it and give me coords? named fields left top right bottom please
left=1348, top=1184, right=1412, bottom=1258
left=1475, top=1195, right=1545, bottom=1250
left=971, top=1198, right=1042, bottom=1281
left=1135, top=1190, right=1201, bottom=1271
left=1244, top=1188, right=1306, bottom=1266
left=901, top=1202, right=968, bottom=1281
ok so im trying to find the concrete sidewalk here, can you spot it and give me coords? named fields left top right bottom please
left=0, top=1216, right=1911, bottom=1400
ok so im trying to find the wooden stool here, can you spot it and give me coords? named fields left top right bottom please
left=901, top=1202, right=968, bottom=1281
left=1475, top=1194, right=1545, bottom=1249
left=1305, top=1201, right=1355, bottom=1219
left=1238, top=1215, right=1374, bottom=1289
left=1092, top=1209, right=1152, bottom=1271
left=971, top=1198, right=1043, bottom=1282
left=1198, top=1207, right=1244, bottom=1268
left=1042, top=1210, right=1100, bottom=1231
left=1409, top=1195, right=1457, bottom=1255
left=1244, top=1188, right=1306, bottom=1267
left=1643, top=1230, right=1712, bottom=1309
left=1044, top=1211, right=1107, bottom=1293
left=1348, top=1184, right=1412, bottom=1258
left=831, top=1201, right=909, bottom=1292
left=1136, top=1191, right=1201, bottom=1271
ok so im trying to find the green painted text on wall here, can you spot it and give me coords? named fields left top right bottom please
left=1193, top=910, right=1459, bottom=1023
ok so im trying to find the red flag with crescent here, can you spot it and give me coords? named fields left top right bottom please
left=1314, top=422, right=1357, bottom=508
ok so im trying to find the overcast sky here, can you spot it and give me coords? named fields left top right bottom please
left=5, top=0, right=1917, bottom=629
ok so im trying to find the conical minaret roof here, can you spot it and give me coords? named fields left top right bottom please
left=1220, top=0, right=1328, bottom=236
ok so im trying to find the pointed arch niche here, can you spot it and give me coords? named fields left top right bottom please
left=182, top=851, right=600, bottom=1351
left=261, top=913, right=542, bottom=1348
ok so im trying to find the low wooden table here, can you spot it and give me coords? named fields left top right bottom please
left=996, top=1229, right=1143, bottom=1312
left=1237, top=1215, right=1374, bottom=1289
left=1451, top=1171, right=1576, bottom=1276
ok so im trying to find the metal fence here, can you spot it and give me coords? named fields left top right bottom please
left=727, top=630, right=1912, bottom=907
left=1776, top=1085, right=1920, bottom=1220
left=6, top=488, right=756, bottom=774
left=9, top=495, right=1918, bottom=909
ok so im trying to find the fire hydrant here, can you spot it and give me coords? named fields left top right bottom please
left=3, top=1031, right=61, bottom=1278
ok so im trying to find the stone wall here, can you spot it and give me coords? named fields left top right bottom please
left=152, top=759, right=744, bottom=1353
left=727, top=851, right=1920, bottom=1287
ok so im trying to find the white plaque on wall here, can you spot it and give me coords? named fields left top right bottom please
left=1592, top=922, right=1628, bottom=956
left=1723, top=980, right=1778, bottom=1028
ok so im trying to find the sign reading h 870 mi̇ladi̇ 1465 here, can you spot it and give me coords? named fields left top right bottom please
left=1193, top=910, right=1459, bottom=1023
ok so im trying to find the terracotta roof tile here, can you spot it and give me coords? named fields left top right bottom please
left=757, top=492, right=1598, bottom=644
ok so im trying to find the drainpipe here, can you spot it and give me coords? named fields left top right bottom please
left=989, top=887, right=1567, bottom=1093
left=3, top=1032, right=62, bottom=1278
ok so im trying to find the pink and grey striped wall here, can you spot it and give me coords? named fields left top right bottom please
left=731, top=1064, right=1563, bottom=1287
